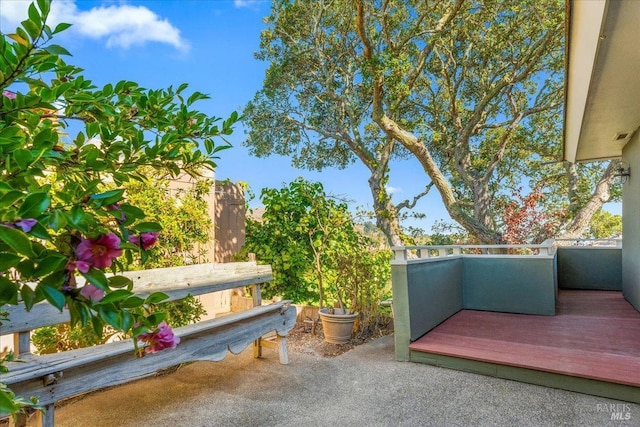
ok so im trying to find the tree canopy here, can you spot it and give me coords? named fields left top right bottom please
left=244, top=0, right=619, bottom=244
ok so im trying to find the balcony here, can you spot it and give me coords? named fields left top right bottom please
left=391, top=240, right=639, bottom=403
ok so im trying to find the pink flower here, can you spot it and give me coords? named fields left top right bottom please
left=66, top=259, right=91, bottom=274
left=2, top=90, right=16, bottom=99
left=128, top=232, right=159, bottom=250
left=77, top=232, right=123, bottom=269
left=138, top=322, right=180, bottom=353
left=79, top=284, right=104, bottom=302
left=15, top=219, right=37, bottom=232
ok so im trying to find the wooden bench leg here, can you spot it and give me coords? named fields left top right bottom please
left=42, top=405, right=54, bottom=427
left=254, top=335, right=290, bottom=364
left=253, top=338, right=263, bottom=358
left=276, top=335, right=289, bottom=365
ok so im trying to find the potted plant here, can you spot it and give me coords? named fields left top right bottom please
left=316, top=249, right=361, bottom=344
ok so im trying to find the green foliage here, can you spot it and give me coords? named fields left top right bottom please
left=241, top=178, right=335, bottom=304
left=240, top=178, right=391, bottom=332
left=122, top=171, right=213, bottom=268
left=162, top=294, right=206, bottom=327
left=0, top=0, right=235, bottom=414
left=586, top=209, right=622, bottom=239
left=32, top=322, right=116, bottom=354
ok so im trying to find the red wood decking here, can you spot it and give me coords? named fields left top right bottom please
left=409, top=290, right=640, bottom=387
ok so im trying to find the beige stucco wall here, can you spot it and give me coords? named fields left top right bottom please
left=622, top=132, right=640, bottom=310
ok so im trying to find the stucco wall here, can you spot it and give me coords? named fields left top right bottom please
left=622, top=133, right=640, bottom=310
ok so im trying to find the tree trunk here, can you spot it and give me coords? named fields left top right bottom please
left=367, top=169, right=405, bottom=247
left=557, top=162, right=617, bottom=240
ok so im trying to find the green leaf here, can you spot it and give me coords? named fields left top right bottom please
left=0, top=276, right=18, bottom=305
left=0, top=190, right=24, bottom=206
left=44, top=44, right=71, bottom=56
left=27, top=222, right=51, bottom=240
left=145, top=311, right=167, bottom=325
left=13, top=149, right=33, bottom=169
left=0, top=226, right=36, bottom=257
left=91, top=316, right=104, bottom=337
left=16, top=259, right=35, bottom=279
left=28, top=3, right=42, bottom=28
left=119, top=204, right=145, bottom=220
left=98, top=289, right=132, bottom=305
left=37, top=0, right=50, bottom=17
left=97, top=305, right=122, bottom=329
left=20, top=285, right=36, bottom=311
left=21, top=19, right=41, bottom=41
left=81, top=268, right=109, bottom=290
left=39, top=284, right=65, bottom=311
left=108, top=275, right=133, bottom=289
left=52, top=22, right=72, bottom=35
left=34, top=254, right=67, bottom=278
left=120, top=295, right=144, bottom=309
left=120, top=310, right=134, bottom=332
left=90, top=189, right=124, bottom=207
left=18, top=192, right=50, bottom=218
left=0, top=390, right=18, bottom=415
left=145, top=292, right=169, bottom=305
left=48, top=210, right=67, bottom=230
left=0, top=252, right=21, bottom=270
left=132, top=222, right=162, bottom=233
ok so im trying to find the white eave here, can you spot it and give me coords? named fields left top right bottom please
left=564, top=0, right=640, bottom=163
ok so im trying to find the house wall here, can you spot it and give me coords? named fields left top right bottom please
left=622, top=133, right=640, bottom=310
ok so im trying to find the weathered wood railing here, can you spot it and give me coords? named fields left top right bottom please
left=0, top=262, right=296, bottom=427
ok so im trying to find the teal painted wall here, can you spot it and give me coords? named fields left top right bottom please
left=623, top=136, right=640, bottom=311
left=557, top=247, right=622, bottom=290
left=462, top=257, right=556, bottom=315
left=392, top=255, right=557, bottom=355
left=406, top=259, right=463, bottom=341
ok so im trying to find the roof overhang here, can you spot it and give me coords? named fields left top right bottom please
left=564, top=0, right=640, bottom=163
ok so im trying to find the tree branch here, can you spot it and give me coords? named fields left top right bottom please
left=395, top=182, right=434, bottom=211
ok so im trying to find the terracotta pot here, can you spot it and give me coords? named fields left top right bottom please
left=318, top=308, right=359, bottom=344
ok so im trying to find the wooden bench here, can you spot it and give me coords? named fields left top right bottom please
left=0, top=262, right=296, bottom=427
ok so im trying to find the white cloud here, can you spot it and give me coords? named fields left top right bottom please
left=234, top=0, right=262, bottom=9
left=0, top=0, right=187, bottom=50
left=386, top=186, right=402, bottom=195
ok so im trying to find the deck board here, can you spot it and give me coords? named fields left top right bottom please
left=409, top=290, right=640, bottom=387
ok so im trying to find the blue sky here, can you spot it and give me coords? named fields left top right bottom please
left=1, top=0, right=621, bottom=234
left=0, top=0, right=448, bottom=231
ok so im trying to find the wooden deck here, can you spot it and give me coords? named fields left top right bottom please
left=409, top=290, right=640, bottom=400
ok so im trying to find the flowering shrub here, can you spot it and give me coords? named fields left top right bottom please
left=0, top=0, right=238, bottom=416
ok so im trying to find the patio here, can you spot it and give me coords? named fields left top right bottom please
left=53, top=334, right=639, bottom=426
